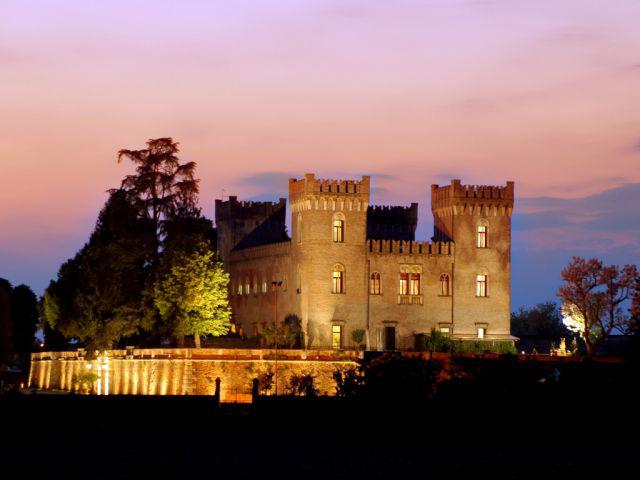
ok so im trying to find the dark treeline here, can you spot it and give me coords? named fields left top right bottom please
left=0, top=280, right=39, bottom=371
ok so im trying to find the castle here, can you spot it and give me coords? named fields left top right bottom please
left=215, top=174, right=515, bottom=351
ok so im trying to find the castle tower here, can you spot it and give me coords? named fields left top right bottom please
left=214, top=196, right=287, bottom=268
left=289, top=173, right=371, bottom=348
left=431, top=180, right=515, bottom=338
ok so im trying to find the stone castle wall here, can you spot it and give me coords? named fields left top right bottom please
left=29, top=349, right=359, bottom=402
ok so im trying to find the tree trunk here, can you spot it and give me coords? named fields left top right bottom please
left=194, top=334, right=201, bottom=348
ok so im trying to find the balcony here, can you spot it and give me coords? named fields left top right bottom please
left=397, top=294, right=423, bottom=305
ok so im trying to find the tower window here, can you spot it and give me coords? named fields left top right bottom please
left=409, top=273, right=421, bottom=295
left=477, top=225, right=487, bottom=248
left=370, top=272, right=381, bottom=295
left=399, top=273, right=409, bottom=295
left=476, top=274, right=488, bottom=297
left=297, top=213, right=302, bottom=244
left=332, top=214, right=345, bottom=242
left=332, top=325, right=343, bottom=349
left=440, top=274, right=451, bottom=296
left=332, top=264, right=345, bottom=294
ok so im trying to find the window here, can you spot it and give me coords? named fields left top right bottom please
left=477, top=225, right=487, bottom=248
left=262, top=280, right=267, bottom=294
left=332, top=325, right=343, bottom=349
left=253, top=278, right=258, bottom=295
left=440, top=326, right=451, bottom=335
left=297, top=213, right=302, bottom=243
left=332, top=214, right=345, bottom=242
left=399, top=273, right=409, bottom=295
left=244, top=278, right=250, bottom=295
left=476, top=274, right=488, bottom=297
left=332, top=264, right=345, bottom=294
left=440, top=274, right=451, bottom=296
left=370, top=272, right=381, bottom=295
left=409, top=273, right=420, bottom=295
left=237, top=282, right=242, bottom=296
left=296, top=268, right=302, bottom=293
left=477, top=327, right=486, bottom=339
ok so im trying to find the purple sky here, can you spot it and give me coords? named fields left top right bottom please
left=1, top=1, right=639, bottom=309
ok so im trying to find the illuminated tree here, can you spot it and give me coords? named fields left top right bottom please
left=154, top=241, right=231, bottom=347
left=558, top=257, right=638, bottom=354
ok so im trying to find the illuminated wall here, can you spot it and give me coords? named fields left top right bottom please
left=29, top=348, right=360, bottom=402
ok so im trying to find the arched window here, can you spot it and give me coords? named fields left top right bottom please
left=440, top=274, right=451, bottom=296
left=332, top=264, right=345, bottom=294
left=477, top=223, right=488, bottom=248
left=297, top=213, right=302, bottom=243
left=262, top=279, right=268, bottom=294
left=332, top=213, right=345, bottom=243
left=476, top=271, right=488, bottom=297
left=370, top=272, right=381, bottom=295
left=244, top=277, right=250, bottom=296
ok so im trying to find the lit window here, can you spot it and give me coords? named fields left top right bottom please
left=440, top=274, right=450, bottom=296
left=237, top=282, right=242, bottom=295
left=262, top=280, right=267, bottom=294
left=477, top=225, right=487, bottom=248
left=409, top=273, right=420, bottom=295
left=332, top=264, right=345, bottom=294
left=440, top=326, right=450, bottom=335
left=297, top=213, right=302, bottom=244
left=477, top=327, right=486, bottom=339
left=476, top=274, right=488, bottom=297
left=399, top=273, right=409, bottom=295
left=370, top=272, right=381, bottom=295
left=244, top=278, right=250, bottom=296
left=332, top=216, right=345, bottom=243
left=332, top=325, right=343, bottom=349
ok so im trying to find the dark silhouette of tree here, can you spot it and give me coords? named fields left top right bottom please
left=42, top=190, right=155, bottom=350
left=0, top=284, right=12, bottom=366
left=558, top=257, right=638, bottom=354
left=9, top=284, right=39, bottom=369
left=116, top=138, right=199, bottom=253
left=511, top=301, right=574, bottom=340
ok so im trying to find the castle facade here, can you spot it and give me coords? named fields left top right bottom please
left=215, top=174, right=515, bottom=351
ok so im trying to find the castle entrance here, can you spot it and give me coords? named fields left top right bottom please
left=383, top=326, right=396, bottom=351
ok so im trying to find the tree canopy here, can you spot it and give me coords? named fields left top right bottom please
left=557, top=256, right=638, bottom=354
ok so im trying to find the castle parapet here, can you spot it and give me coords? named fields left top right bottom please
left=431, top=179, right=514, bottom=215
left=215, top=196, right=286, bottom=223
left=367, top=239, right=453, bottom=256
left=289, top=173, right=370, bottom=202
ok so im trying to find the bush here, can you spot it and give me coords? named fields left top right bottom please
left=333, top=367, right=361, bottom=397
left=415, top=329, right=517, bottom=355
left=286, top=373, right=318, bottom=397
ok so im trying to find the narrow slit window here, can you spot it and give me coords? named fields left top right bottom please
left=477, top=225, right=487, bottom=248
left=476, top=274, right=488, bottom=297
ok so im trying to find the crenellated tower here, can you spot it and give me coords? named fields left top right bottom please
left=431, top=179, right=515, bottom=338
left=289, top=173, right=370, bottom=348
left=214, top=196, right=287, bottom=268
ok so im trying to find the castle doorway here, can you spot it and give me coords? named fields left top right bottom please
left=383, top=326, right=396, bottom=351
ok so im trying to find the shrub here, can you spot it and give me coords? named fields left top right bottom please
left=286, top=373, right=318, bottom=397
left=333, top=367, right=361, bottom=397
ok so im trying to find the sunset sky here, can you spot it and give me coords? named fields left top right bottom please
left=1, top=0, right=639, bottom=309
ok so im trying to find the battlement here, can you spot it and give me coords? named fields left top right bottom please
left=367, top=239, right=453, bottom=256
left=289, top=173, right=370, bottom=202
left=215, top=196, right=286, bottom=223
left=431, top=179, right=514, bottom=207
left=431, top=179, right=514, bottom=217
